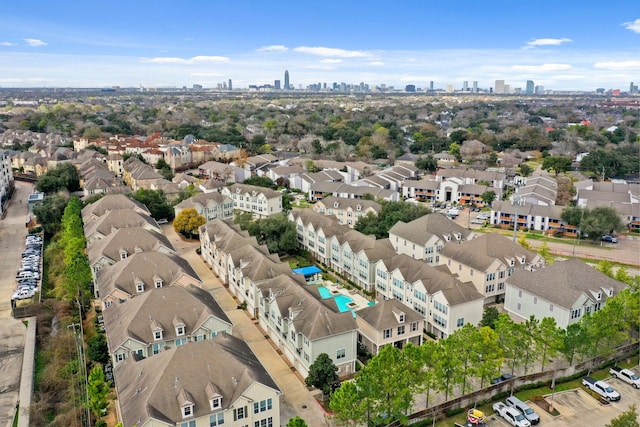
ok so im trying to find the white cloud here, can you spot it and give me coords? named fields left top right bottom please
left=0, top=78, right=23, bottom=83
left=1, top=42, right=16, bottom=46
left=293, top=46, right=372, bottom=58
left=594, top=60, right=640, bottom=70
left=512, top=63, right=572, bottom=72
left=368, top=61, right=385, bottom=66
left=256, top=45, right=288, bottom=53
left=622, top=18, right=640, bottom=33
left=145, top=55, right=230, bottom=64
left=320, top=58, right=342, bottom=64
left=525, top=38, right=572, bottom=49
left=24, top=38, right=47, bottom=47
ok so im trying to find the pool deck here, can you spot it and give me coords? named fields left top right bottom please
left=320, top=281, right=374, bottom=311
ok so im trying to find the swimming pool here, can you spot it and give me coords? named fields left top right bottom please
left=318, top=286, right=354, bottom=312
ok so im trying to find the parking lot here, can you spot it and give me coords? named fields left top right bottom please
left=488, top=374, right=640, bottom=426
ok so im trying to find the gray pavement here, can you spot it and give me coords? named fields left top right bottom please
left=162, top=223, right=332, bottom=426
left=0, top=181, right=32, bottom=427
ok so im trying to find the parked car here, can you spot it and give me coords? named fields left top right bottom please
left=582, top=377, right=620, bottom=401
left=506, top=396, right=540, bottom=425
left=12, top=289, right=35, bottom=300
left=493, top=401, right=531, bottom=427
left=471, top=218, right=486, bottom=224
left=609, top=366, right=640, bottom=388
left=601, top=234, right=618, bottom=243
left=491, top=373, right=514, bottom=384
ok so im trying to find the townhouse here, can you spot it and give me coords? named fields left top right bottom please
left=389, top=213, right=475, bottom=265
left=355, top=298, right=424, bottom=355
left=83, top=208, right=163, bottom=244
left=312, top=196, right=380, bottom=228
left=374, top=253, right=483, bottom=339
left=256, top=274, right=359, bottom=378
left=104, top=285, right=232, bottom=365
left=504, top=258, right=627, bottom=328
left=174, top=192, right=234, bottom=222
left=87, top=226, right=176, bottom=284
left=81, top=193, right=150, bottom=222
left=197, top=160, right=249, bottom=183
left=115, top=334, right=281, bottom=427
left=221, top=183, right=283, bottom=218
left=439, top=233, right=543, bottom=304
left=96, top=251, right=202, bottom=307
left=308, top=181, right=399, bottom=202
left=123, top=157, right=163, bottom=191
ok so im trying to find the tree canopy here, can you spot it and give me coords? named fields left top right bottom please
left=35, top=163, right=80, bottom=194
left=305, top=353, right=338, bottom=395
left=173, top=208, right=205, bottom=238
left=235, top=212, right=298, bottom=255
left=542, top=156, right=572, bottom=176
left=129, top=189, right=174, bottom=221
left=33, top=193, right=69, bottom=235
left=562, top=205, right=624, bottom=240
left=355, top=200, right=430, bottom=239
left=243, top=175, right=278, bottom=189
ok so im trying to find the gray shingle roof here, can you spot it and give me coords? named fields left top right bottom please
left=507, top=258, right=627, bottom=309
left=84, top=208, right=162, bottom=240
left=389, top=213, right=474, bottom=245
left=114, top=333, right=280, bottom=427
left=87, top=226, right=175, bottom=267
left=355, top=298, right=423, bottom=329
left=81, top=194, right=150, bottom=221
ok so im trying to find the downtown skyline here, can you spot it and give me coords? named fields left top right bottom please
left=0, top=0, right=639, bottom=91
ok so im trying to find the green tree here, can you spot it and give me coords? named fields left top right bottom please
left=130, top=189, right=174, bottom=221
left=560, top=322, right=588, bottom=365
left=355, top=200, right=430, bottom=239
left=173, top=208, right=206, bottom=238
left=240, top=213, right=298, bottom=255
left=479, top=306, right=500, bottom=329
left=542, top=156, right=572, bottom=175
left=305, top=353, right=338, bottom=396
left=449, top=142, right=461, bottom=161
left=481, top=190, right=496, bottom=205
left=329, top=380, right=365, bottom=427
left=87, top=365, right=111, bottom=420
left=519, top=163, right=533, bottom=177
left=537, top=242, right=554, bottom=264
left=35, top=163, right=81, bottom=193
left=305, top=159, right=320, bottom=173
left=86, top=144, right=108, bottom=155
left=415, top=155, right=438, bottom=173
left=495, top=314, right=525, bottom=376
left=434, top=336, right=462, bottom=401
left=243, top=175, right=277, bottom=189
left=87, top=333, right=110, bottom=365
left=606, top=404, right=639, bottom=427
left=33, top=193, right=69, bottom=235
left=561, top=206, right=586, bottom=226
left=155, top=158, right=174, bottom=181
left=536, top=317, right=562, bottom=372
left=581, top=206, right=624, bottom=242
left=286, top=416, right=309, bottom=427
left=517, top=233, right=532, bottom=250
left=475, top=326, right=503, bottom=388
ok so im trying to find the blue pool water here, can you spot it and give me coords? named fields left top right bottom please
left=318, top=286, right=354, bottom=313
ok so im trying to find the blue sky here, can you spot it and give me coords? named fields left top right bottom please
left=1, top=0, right=639, bottom=91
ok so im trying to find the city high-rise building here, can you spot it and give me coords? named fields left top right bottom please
left=284, top=70, right=290, bottom=90
left=526, top=80, right=534, bottom=94
left=274, top=80, right=281, bottom=90
left=535, top=85, right=544, bottom=94
left=463, top=81, right=468, bottom=91
left=472, top=81, right=478, bottom=92
left=494, top=80, right=505, bottom=94
left=630, top=82, right=638, bottom=94
left=429, top=81, right=434, bottom=91
left=228, top=79, right=232, bottom=91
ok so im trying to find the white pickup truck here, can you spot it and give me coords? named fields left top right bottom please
left=492, top=401, right=531, bottom=427
left=582, top=377, right=621, bottom=401
left=610, top=366, right=640, bottom=388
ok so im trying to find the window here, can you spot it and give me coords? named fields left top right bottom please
left=210, top=413, right=225, bottom=426
left=517, top=303, right=521, bottom=310
left=518, top=290, right=522, bottom=297
left=154, top=278, right=163, bottom=288
left=182, top=405, right=194, bottom=418
left=181, top=421, right=196, bottom=427
left=533, top=297, right=537, bottom=304
left=411, top=321, right=419, bottom=332
left=234, top=406, right=247, bottom=421
left=456, top=318, right=464, bottom=327
left=152, top=343, right=162, bottom=355
left=336, top=348, right=346, bottom=360
left=136, top=282, right=144, bottom=293
left=254, top=417, right=273, bottom=427
left=253, top=398, right=273, bottom=414
left=397, top=325, right=405, bottom=335
left=498, top=282, right=504, bottom=290
left=154, top=330, right=163, bottom=341
left=549, top=304, right=554, bottom=312
left=120, top=250, right=127, bottom=260
left=116, top=353, right=125, bottom=362
left=176, top=326, right=185, bottom=336
left=484, top=284, right=495, bottom=293
left=175, top=338, right=187, bottom=346
left=398, top=313, right=405, bottom=323
left=570, top=308, right=582, bottom=319
left=211, top=397, right=222, bottom=410
left=383, top=329, right=392, bottom=339
left=486, top=272, right=496, bottom=281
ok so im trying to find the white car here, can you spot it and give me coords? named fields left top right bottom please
left=471, top=218, right=486, bottom=224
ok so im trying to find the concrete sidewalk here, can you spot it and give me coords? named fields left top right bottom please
left=164, top=225, right=332, bottom=426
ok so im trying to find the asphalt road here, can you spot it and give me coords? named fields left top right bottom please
left=0, top=181, right=32, bottom=427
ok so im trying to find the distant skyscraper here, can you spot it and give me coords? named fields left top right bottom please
left=405, top=84, right=416, bottom=92
left=630, top=82, right=637, bottom=94
left=494, top=80, right=505, bottom=94
left=274, top=80, right=281, bottom=90
left=429, top=81, right=434, bottom=91
left=526, top=80, right=534, bottom=94
left=535, top=85, right=544, bottom=94
left=228, top=79, right=232, bottom=91
left=463, top=81, right=468, bottom=91
left=284, top=70, right=290, bottom=90
left=472, top=81, right=478, bottom=92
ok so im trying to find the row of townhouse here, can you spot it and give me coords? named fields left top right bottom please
left=312, top=196, right=381, bottom=228
left=490, top=200, right=578, bottom=236
left=575, top=179, right=640, bottom=231
left=289, top=209, right=486, bottom=338
left=174, top=191, right=235, bottom=222
left=81, top=194, right=281, bottom=427
left=199, top=218, right=359, bottom=378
